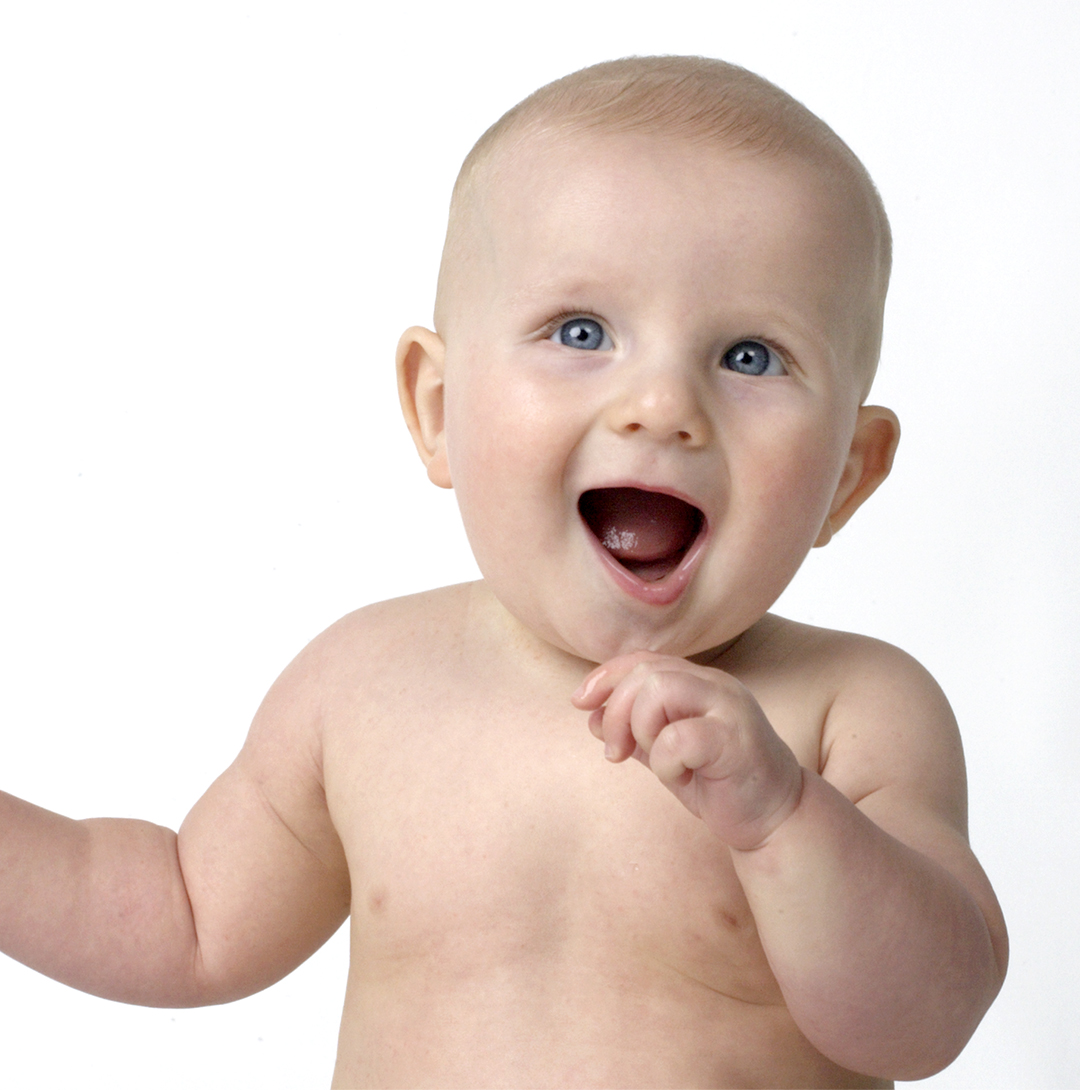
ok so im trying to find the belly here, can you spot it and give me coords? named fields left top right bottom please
left=328, top=744, right=886, bottom=1087
left=322, top=677, right=886, bottom=1088
left=332, top=954, right=887, bottom=1089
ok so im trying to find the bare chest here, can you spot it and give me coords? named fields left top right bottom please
left=322, top=671, right=819, bottom=1005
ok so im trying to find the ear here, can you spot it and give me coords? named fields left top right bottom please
left=814, top=405, right=900, bottom=547
left=396, top=326, right=452, bottom=489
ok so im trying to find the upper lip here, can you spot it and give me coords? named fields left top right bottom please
left=576, top=479, right=709, bottom=525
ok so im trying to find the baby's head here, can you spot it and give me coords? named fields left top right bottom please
left=399, top=57, right=901, bottom=663
left=436, top=57, right=891, bottom=376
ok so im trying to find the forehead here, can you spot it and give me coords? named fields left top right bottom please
left=458, top=129, right=881, bottom=365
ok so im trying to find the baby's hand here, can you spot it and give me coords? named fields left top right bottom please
left=572, top=653, right=804, bottom=851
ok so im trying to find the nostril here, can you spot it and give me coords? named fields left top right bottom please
left=677, top=430, right=691, bottom=441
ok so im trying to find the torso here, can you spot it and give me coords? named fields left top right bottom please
left=319, top=583, right=890, bottom=1088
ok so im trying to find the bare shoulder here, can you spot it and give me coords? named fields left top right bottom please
left=296, top=582, right=475, bottom=681
left=250, top=582, right=485, bottom=763
left=730, top=614, right=967, bottom=838
left=731, top=612, right=947, bottom=699
left=229, top=584, right=473, bottom=824
left=741, top=617, right=1006, bottom=972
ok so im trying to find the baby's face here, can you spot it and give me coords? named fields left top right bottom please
left=428, top=129, right=887, bottom=663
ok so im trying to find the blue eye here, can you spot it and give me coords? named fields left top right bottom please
left=553, top=317, right=609, bottom=351
left=722, top=340, right=785, bottom=376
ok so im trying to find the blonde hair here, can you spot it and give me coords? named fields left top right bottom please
left=436, top=56, right=891, bottom=374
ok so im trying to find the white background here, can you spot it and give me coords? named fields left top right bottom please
left=1, top=2, right=1077, bottom=1086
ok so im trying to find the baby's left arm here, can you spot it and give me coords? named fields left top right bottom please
left=572, top=647, right=1007, bottom=1082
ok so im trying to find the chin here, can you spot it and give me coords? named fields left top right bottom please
left=549, top=611, right=722, bottom=666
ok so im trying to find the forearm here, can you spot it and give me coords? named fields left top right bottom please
left=731, top=770, right=1006, bottom=1080
left=0, top=790, right=211, bottom=1006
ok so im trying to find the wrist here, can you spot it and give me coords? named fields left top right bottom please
left=721, top=761, right=806, bottom=854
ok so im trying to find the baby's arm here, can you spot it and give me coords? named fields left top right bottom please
left=573, top=646, right=1007, bottom=1081
left=0, top=639, right=349, bottom=1006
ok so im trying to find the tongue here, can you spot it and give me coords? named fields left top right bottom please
left=579, top=488, right=703, bottom=579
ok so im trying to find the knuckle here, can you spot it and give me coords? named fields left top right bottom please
left=709, top=669, right=747, bottom=701
left=628, top=660, right=664, bottom=688
left=650, top=728, right=684, bottom=778
left=627, top=650, right=665, bottom=670
left=659, top=718, right=700, bottom=761
left=639, top=668, right=669, bottom=699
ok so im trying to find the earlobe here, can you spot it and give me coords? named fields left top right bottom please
left=814, top=405, right=901, bottom=547
left=396, top=326, right=453, bottom=489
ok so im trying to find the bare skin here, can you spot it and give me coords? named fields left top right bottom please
left=0, top=580, right=1005, bottom=1087
left=322, top=585, right=1004, bottom=1087
left=0, top=126, right=1006, bottom=1087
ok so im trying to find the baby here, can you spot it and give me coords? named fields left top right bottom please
left=0, top=56, right=1006, bottom=1088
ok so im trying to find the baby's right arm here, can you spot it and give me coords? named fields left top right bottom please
left=0, top=637, right=351, bottom=1007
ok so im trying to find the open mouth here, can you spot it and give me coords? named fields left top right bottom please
left=579, top=487, right=705, bottom=583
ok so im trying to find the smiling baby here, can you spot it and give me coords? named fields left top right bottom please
left=0, top=56, right=1006, bottom=1089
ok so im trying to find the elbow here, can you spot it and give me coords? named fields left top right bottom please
left=877, top=1014, right=989, bottom=1082
left=824, top=1022, right=983, bottom=1083
left=851, top=895, right=1009, bottom=1080
left=832, top=964, right=1006, bottom=1082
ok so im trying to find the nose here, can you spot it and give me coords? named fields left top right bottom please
left=602, top=359, right=711, bottom=447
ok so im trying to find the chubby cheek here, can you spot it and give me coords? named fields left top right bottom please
left=725, top=414, right=847, bottom=577
left=442, top=355, right=571, bottom=574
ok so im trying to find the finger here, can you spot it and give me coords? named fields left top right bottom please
left=598, top=660, right=678, bottom=762
left=627, top=670, right=730, bottom=757
left=626, top=670, right=688, bottom=758
left=604, top=664, right=710, bottom=762
left=571, top=650, right=668, bottom=710
left=587, top=708, right=605, bottom=740
left=599, top=662, right=726, bottom=763
left=648, top=717, right=725, bottom=787
left=597, top=695, right=637, bottom=763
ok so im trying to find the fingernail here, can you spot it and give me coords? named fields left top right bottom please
left=574, top=675, right=596, bottom=702
left=604, top=742, right=616, bottom=761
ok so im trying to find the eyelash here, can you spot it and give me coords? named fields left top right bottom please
left=541, top=311, right=605, bottom=337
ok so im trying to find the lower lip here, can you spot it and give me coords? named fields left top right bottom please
left=583, top=520, right=709, bottom=606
